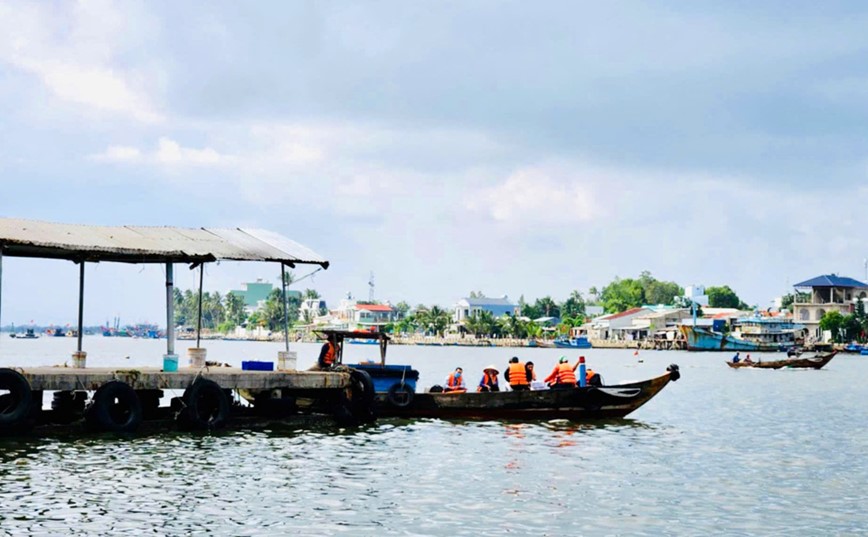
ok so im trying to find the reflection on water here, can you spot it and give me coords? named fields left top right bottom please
left=2, top=340, right=868, bottom=534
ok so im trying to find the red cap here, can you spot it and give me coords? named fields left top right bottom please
left=579, top=356, right=585, bottom=363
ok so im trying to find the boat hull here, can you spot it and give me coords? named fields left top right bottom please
left=375, top=369, right=677, bottom=421
left=680, top=326, right=786, bottom=352
left=725, top=351, right=837, bottom=370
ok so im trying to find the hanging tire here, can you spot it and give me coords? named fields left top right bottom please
left=0, top=368, right=34, bottom=433
left=85, top=381, right=143, bottom=433
left=178, top=378, right=229, bottom=430
left=348, top=369, right=376, bottom=423
left=386, top=382, right=415, bottom=408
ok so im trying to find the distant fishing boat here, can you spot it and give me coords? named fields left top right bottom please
left=553, top=336, right=593, bottom=349
left=680, top=317, right=803, bottom=352
left=726, top=351, right=836, bottom=370
left=10, top=328, right=39, bottom=339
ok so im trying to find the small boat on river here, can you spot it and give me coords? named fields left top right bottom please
left=376, top=366, right=679, bottom=420
left=322, top=328, right=680, bottom=421
left=725, top=351, right=837, bottom=370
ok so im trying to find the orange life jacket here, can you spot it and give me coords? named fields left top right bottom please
left=448, top=372, right=462, bottom=388
left=586, top=368, right=596, bottom=384
left=508, top=363, right=529, bottom=385
left=477, top=372, right=498, bottom=391
left=323, top=341, right=336, bottom=365
left=556, top=363, right=577, bottom=385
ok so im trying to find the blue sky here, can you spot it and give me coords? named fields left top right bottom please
left=2, top=0, right=868, bottom=325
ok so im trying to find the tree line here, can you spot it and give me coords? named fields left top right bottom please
left=173, top=286, right=323, bottom=333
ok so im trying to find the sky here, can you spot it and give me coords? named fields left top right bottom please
left=2, top=0, right=868, bottom=325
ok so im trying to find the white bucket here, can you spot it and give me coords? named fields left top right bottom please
left=187, top=347, right=207, bottom=368
left=72, top=351, right=87, bottom=369
left=278, top=351, right=297, bottom=371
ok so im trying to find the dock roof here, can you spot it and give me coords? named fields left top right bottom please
left=0, top=217, right=329, bottom=267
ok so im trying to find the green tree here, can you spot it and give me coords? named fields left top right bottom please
left=841, top=314, right=861, bottom=343
left=819, top=311, right=845, bottom=342
left=303, top=288, right=321, bottom=300
left=394, top=301, right=411, bottom=319
left=561, top=290, right=586, bottom=318
left=416, top=305, right=451, bottom=336
left=225, top=292, right=247, bottom=327
left=706, top=286, right=748, bottom=309
left=600, top=277, right=645, bottom=313
left=534, top=296, right=560, bottom=318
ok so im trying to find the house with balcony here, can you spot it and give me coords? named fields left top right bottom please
left=793, top=274, right=868, bottom=340
left=354, top=303, right=396, bottom=329
left=453, top=296, right=518, bottom=323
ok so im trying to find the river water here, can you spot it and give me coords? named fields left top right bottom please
left=1, top=336, right=867, bottom=535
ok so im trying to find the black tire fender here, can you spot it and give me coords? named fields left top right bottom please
left=0, top=368, right=34, bottom=432
left=179, top=378, right=229, bottom=429
left=86, top=380, right=143, bottom=433
left=667, top=364, right=681, bottom=382
left=386, top=382, right=415, bottom=408
left=347, top=369, right=376, bottom=423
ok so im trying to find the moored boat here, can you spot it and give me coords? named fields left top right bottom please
left=553, top=336, right=593, bottom=349
left=725, top=351, right=837, bottom=370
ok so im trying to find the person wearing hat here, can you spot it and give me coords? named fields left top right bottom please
left=544, top=356, right=579, bottom=389
left=477, top=365, right=500, bottom=392
left=506, top=356, right=530, bottom=391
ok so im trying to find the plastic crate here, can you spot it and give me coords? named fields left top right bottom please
left=242, top=360, right=274, bottom=371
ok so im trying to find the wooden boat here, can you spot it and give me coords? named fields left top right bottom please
left=375, top=365, right=680, bottom=420
left=725, top=351, right=837, bottom=370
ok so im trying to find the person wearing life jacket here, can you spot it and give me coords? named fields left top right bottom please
left=445, top=367, right=466, bottom=392
left=316, top=333, right=338, bottom=370
left=477, top=365, right=500, bottom=392
left=545, top=356, right=578, bottom=389
left=506, top=356, right=530, bottom=391
left=525, top=361, right=537, bottom=384
left=585, top=368, right=602, bottom=386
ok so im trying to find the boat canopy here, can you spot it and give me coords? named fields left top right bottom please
left=0, top=217, right=329, bottom=268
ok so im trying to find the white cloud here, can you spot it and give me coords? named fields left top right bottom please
left=468, top=165, right=601, bottom=225
left=0, top=1, right=163, bottom=123
left=89, top=145, right=142, bottom=162
left=89, top=138, right=233, bottom=167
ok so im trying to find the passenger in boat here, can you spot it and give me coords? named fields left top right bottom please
left=743, top=354, right=753, bottom=364
left=586, top=368, right=602, bottom=386
left=731, top=352, right=741, bottom=364
left=477, top=365, right=500, bottom=392
left=445, top=367, right=466, bottom=392
left=506, top=357, right=530, bottom=391
left=314, top=333, right=339, bottom=370
left=525, top=361, right=537, bottom=383
left=545, top=357, right=578, bottom=389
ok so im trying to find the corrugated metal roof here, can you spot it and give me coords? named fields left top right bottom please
left=793, top=274, right=868, bottom=289
left=0, top=217, right=328, bottom=267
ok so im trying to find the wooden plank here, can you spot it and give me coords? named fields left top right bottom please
left=17, top=367, right=349, bottom=391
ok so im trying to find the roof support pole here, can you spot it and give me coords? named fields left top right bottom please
left=76, top=261, right=85, bottom=353
left=281, top=263, right=290, bottom=352
left=166, top=263, right=175, bottom=356
left=196, top=263, right=204, bottom=348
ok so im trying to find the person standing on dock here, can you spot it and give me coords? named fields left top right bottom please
left=506, top=357, right=530, bottom=391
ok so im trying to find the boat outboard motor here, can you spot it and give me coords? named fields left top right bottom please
left=666, top=364, right=681, bottom=381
